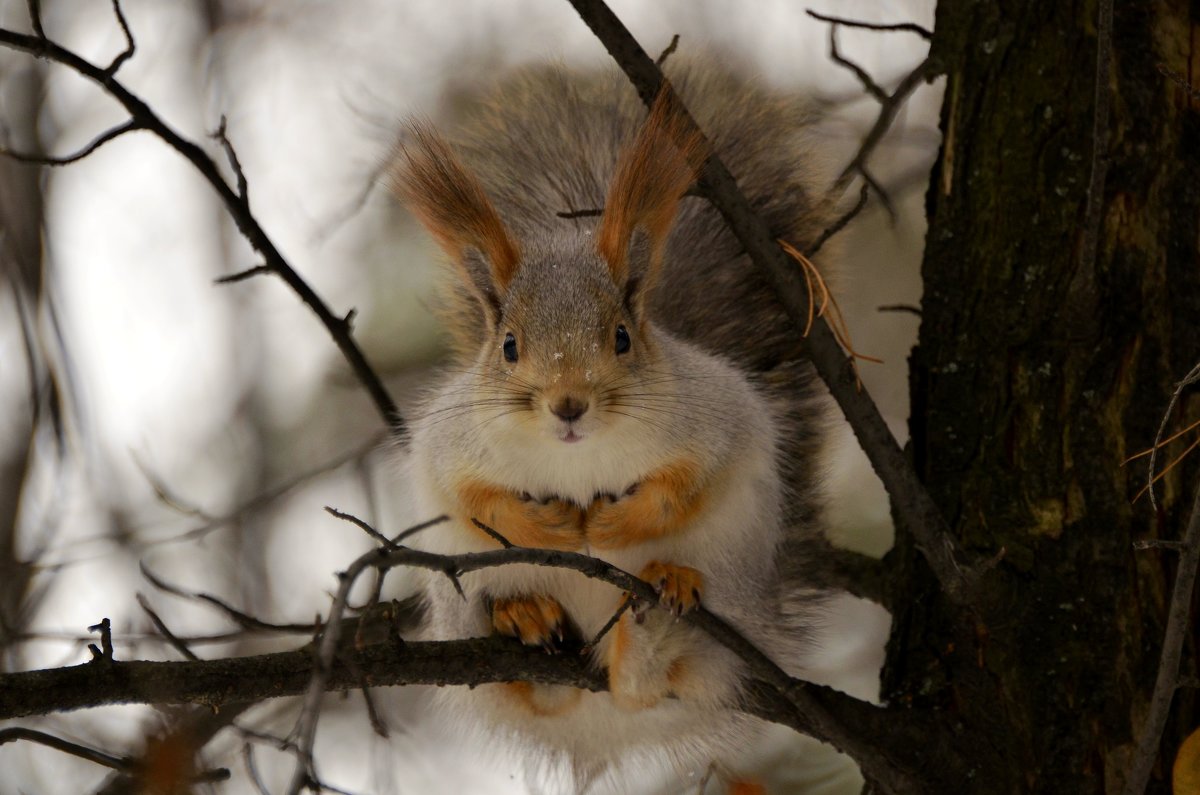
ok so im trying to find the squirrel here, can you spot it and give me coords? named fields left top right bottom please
left=391, top=59, right=835, bottom=794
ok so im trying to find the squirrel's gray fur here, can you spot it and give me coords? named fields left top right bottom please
left=438, top=60, right=834, bottom=553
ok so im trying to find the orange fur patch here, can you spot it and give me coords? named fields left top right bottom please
left=597, top=90, right=706, bottom=284
left=458, top=479, right=585, bottom=550
left=585, top=459, right=707, bottom=549
left=728, top=780, right=768, bottom=795
left=500, top=681, right=582, bottom=717
left=392, top=123, right=520, bottom=289
left=493, top=594, right=566, bottom=648
left=640, top=561, right=704, bottom=615
left=606, top=610, right=661, bottom=710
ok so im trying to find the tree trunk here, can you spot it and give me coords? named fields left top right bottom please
left=897, top=3, right=1200, bottom=792
left=887, top=1, right=1200, bottom=792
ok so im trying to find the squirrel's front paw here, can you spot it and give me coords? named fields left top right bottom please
left=525, top=497, right=585, bottom=547
left=640, top=561, right=703, bottom=617
left=515, top=494, right=585, bottom=550
left=584, top=484, right=642, bottom=549
left=492, top=594, right=567, bottom=653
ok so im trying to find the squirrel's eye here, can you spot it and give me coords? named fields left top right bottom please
left=615, top=325, right=631, bottom=355
left=503, top=332, right=518, bottom=362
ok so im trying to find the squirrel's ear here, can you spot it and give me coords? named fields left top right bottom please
left=598, top=90, right=704, bottom=302
left=391, top=122, right=520, bottom=318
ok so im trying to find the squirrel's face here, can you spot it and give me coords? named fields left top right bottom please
left=395, top=95, right=701, bottom=447
left=479, top=241, right=657, bottom=446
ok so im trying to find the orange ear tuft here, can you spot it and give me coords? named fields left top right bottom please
left=597, top=89, right=705, bottom=285
left=391, top=122, right=520, bottom=291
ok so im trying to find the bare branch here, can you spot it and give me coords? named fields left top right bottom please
left=87, top=618, right=114, bottom=662
left=877, top=303, right=921, bottom=316
left=211, top=115, right=248, bottom=203
left=214, top=264, right=270, bottom=284
left=1146, top=362, right=1200, bottom=509
left=564, top=0, right=976, bottom=607
left=25, top=0, right=44, bottom=39
left=832, top=55, right=936, bottom=198
left=279, top=512, right=946, bottom=793
left=1125, top=471, right=1200, bottom=795
left=243, top=744, right=271, bottom=795
left=809, top=182, right=869, bottom=257
left=141, top=563, right=316, bottom=634
left=655, top=33, right=679, bottom=66
left=805, top=10, right=932, bottom=40
left=284, top=514, right=448, bottom=795
left=0, top=119, right=141, bottom=165
left=326, top=505, right=395, bottom=548
left=826, top=26, right=886, bottom=102
left=0, top=727, right=128, bottom=771
left=136, top=594, right=201, bottom=662
left=804, top=537, right=889, bottom=608
left=104, top=0, right=135, bottom=76
left=1126, top=354, right=1200, bottom=795
left=0, top=23, right=402, bottom=431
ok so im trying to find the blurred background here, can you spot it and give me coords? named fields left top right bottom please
left=0, top=0, right=939, bottom=792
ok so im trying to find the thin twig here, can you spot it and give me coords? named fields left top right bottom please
left=809, top=182, right=869, bottom=257
left=25, top=0, right=43, bottom=39
left=830, top=54, right=936, bottom=199
left=655, top=33, right=679, bottom=66
left=581, top=595, right=631, bottom=654
left=215, top=264, right=270, bottom=284
left=105, top=0, right=135, bottom=75
left=1147, top=362, right=1200, bottom=509
left=0, top=14, right=402, bottom=431
left=141, top=563, right=316, bottom=634
left=285, top=515, right=449, bottom=795
left=565, top=0, right=974, bottom=608
left=391, top=513, right=449, bottom=544
left=243, top=744, right=271, bottom=795
left=878, top=303, right=921, bottom=316
left=0, top=119, right=141, bottom=165
left=826, top=26, right=886, bottom=102
left=0, top=727, right=128, bottom=770
left=211, top=115, right=248, bottom=202
left=326, top=505, right=395, bottom=548
left=1124, top=472, right=1200, bottom=795
left=137, top=594, right=201, bottom=661
left=805, top=10, right=932, bottom=40
left=88, top=617, right=114, bottom=662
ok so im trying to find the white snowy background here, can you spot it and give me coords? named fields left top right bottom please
left=0, top=0, right=940, bottom=792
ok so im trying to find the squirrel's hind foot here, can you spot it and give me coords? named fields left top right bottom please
left=492, top=594, right=569, bottom=652
left=640, top=560, right=704, bottom=617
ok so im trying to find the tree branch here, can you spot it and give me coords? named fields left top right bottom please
left=0, top=119, right=142, bottom=166
left=804, top=10, right=932, bottom=40
left=564, top=0, right=975, bottom=607
left=1126, top=362, right=1200, bottom=795
left=0, top=635, right=953, bottom=792
left=0, top=13, right=402, bottom=432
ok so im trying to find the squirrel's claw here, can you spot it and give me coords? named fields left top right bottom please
left=639, top=561, right=704, bottom=617
left=492, top=594, right=569, bottom=652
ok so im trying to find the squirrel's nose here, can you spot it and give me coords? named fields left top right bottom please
left=551, top=396, right=588, bottom=422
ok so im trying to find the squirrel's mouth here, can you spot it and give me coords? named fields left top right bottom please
left=559, top=427, right=584, bottom=444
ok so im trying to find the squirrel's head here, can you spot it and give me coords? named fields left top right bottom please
left=394, top=92, right=702, bottom=445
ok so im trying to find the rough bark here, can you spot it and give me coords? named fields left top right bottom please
left=887, top=1, right=1200, bottom=792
